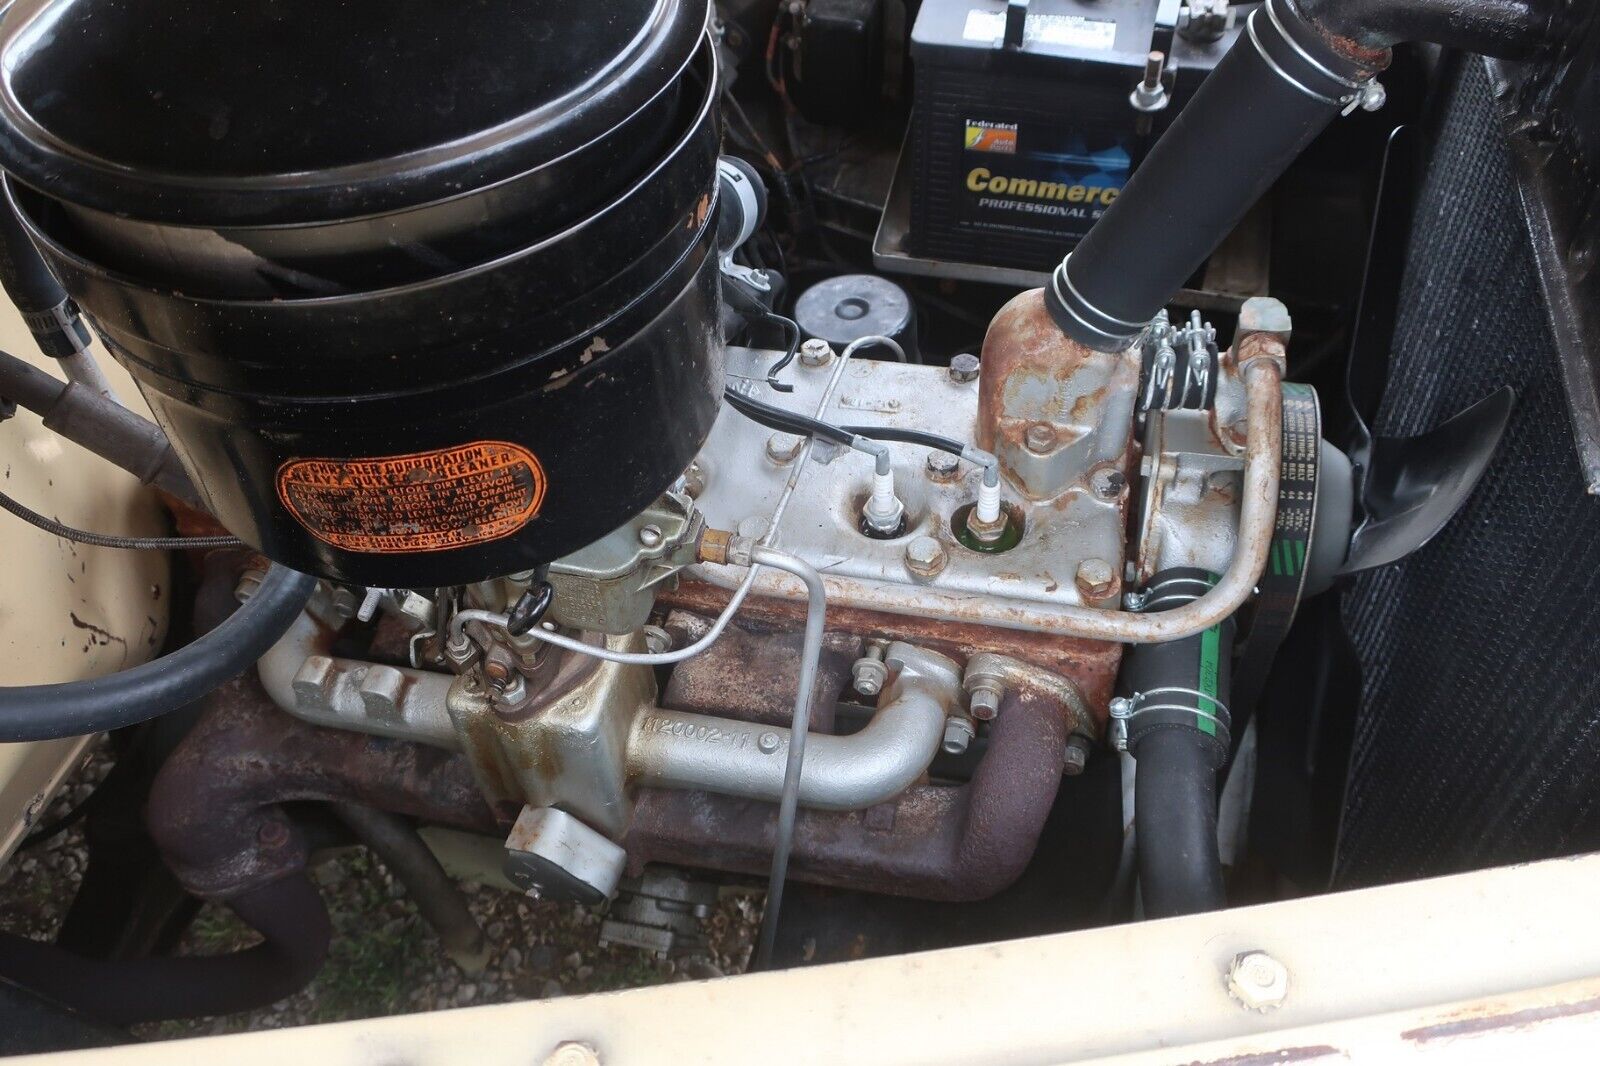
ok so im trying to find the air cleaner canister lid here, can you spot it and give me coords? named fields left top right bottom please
left=0, top=0, right=709, bottom=227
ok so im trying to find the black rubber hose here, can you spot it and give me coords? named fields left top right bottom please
left=838, top=424, right=969, bottom=456
left=331, top=804, right=488, bottom=970
left=0, top=190, right=92, bottom=360
left=0, top=874, right=330, bottom=1026
left=1124, top=569, right=1235, bottom=918
left=1045, top=0, right=1381, bottom=351
left=1297, top=0, right=1560, bottom=56
left=0, top=563, right=315, bottom=742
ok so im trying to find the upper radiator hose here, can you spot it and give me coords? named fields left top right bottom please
left=1044, top=0, right=1558, bottom=352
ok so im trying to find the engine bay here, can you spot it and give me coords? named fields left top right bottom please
left=0, top=0, right=1596, bottom=1053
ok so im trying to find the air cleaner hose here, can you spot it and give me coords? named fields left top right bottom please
left=0, top=563, right=315, bottom=741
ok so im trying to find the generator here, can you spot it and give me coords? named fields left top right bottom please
left=903, top=0, right=1244, bottom=275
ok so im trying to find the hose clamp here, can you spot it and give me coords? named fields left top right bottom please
left=1112, top=685, right=1233, bottom=752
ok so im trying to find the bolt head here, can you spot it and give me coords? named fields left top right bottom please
left=1024, top=423, right=1058, bottom=454
left=758, top=731, right=782, bottom=754
left=638, top=524, right=664, bottom=549
left=642, top=625, right=673, bottom=655
left=1063, top=735, right=1093, bottom=776
left=904, top=535, right=948, bottom=578
left=765, top=432, right=804, bottom=465
left=967, top=681, right=1002, bottom=721
left=851, top=657, right=889, bottom=697
left=1227, top=951, right=1290, bottom=1011
left=942, top=716, right=975, bottom=755
left=1076, top=557, right=1117, bottom=601
left=948, top=353, right=981, bottom=383
left=799, top=338, right=834, bottom=367
left=926, top=450, right=961, bottom=482
left=543, top=1043, right=602, bottom=1066
left=1359, top=79, right=1387, bottom=112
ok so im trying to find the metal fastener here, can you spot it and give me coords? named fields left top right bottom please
left=942, top=716, right=975, bottom=756
left=904, top=535, right=948, bottom=579
left=642, top=625, right=672, bottom=655
left=1227, top=951, right=1290, bottom=1011
left=948, top=353, right=981, bottom=383
left=1089, top=466, right=1127, bottom=500
left=765, top=432, right=804, bottom=465
left=799, top=338, right=834, bottom=367
left=967, top=679, right=1003, bottom=722
left=926, top=450, right=961, bottom=482
left=1024, top=423, right=1057, bottom=454
left=542, top=1043, right=602, bottom=1066
left=851, top=649, right=889, bottom=697
left=758, top=732, right=782, bottom=754
left=1076, top=557, right=1117, bottom=602
left=1108, top=696, right=1133, bottom=751
left=1063, top=734, right=1093, bottom=776
left=638, top=524, right=664, bottom=548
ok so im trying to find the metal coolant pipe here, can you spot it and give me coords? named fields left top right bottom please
left=1045, top=0, right=1384, bottom=352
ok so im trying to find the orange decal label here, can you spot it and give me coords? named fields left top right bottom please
left=276, top=441, right=546, bottom=554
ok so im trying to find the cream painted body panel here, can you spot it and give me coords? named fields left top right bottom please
left=0, top=302, right=169, bottom=858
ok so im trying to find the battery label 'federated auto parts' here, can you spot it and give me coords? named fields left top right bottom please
left=958, top=117, right=1130, bottom=241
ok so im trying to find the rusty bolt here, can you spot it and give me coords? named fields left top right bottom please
left=926, top=450, right=961, bottom=482
left=1227, top=951, right=1290, bottom=1011
left=681, top=461, right=706, bottom=498
left=904, top=535, right=948, bottom=579
left=1089, top=466, right=1127, bottom=500
left=1063, top=734, right=1093, bottom=776
left=542, top=1044, right=602, bottom=1066
left=1024, top=423, right=1057, bottom=454
left=948, top=353, right=980, bottom=383
left=1076, top=558, right=1117, bottom=601
left=765, top=432, right=804, bottom=465
left=799, top=338, right=834, bottom=367
left=967, top=678, right=1003, bottom=721
left=942, top=716, right=975, bottom=756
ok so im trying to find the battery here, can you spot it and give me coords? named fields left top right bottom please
left=907, top=0, right=1243, bottom=275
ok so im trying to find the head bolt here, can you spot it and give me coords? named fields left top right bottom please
left=765, top=432, right=804, bottom=465
left=1227, top=951, right=1290, bottom=1012
left=948, top=353, right=981, bottom=383
left=926, top=450, right=961, bottom=482
left=799, top=338, right=834, bottom=367
left=1063, top=734, right=1093, bottom=776
left=942, top=716, right=976, bottom=756
left=1076, top=557, right=1117, bottom=602
left=904, top=535, right=948, bottom=579
left=1024, top=423, right=1057, bottom=454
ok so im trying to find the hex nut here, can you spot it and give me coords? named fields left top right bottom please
left=948, top=353, right=981, bottom=383
left=942, top=716, right=975, bottom=755
left=905, top=535, right=948, bottom=579
left=1024, top=423, right=1058, bottom=454
left=967, top=679, right=1003, bottom=721
left=926, top=450, right=961, bottom=482
left=851, top=656, right=889, bottom=697
left=1063, top=734, right=1093, bottom=776
left=800, top=338, right=834, bottom=367
left=1227, top=950, right=1290, bottom=1011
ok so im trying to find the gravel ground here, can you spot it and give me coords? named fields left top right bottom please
left=0, top=745, right=760, bottom=1039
